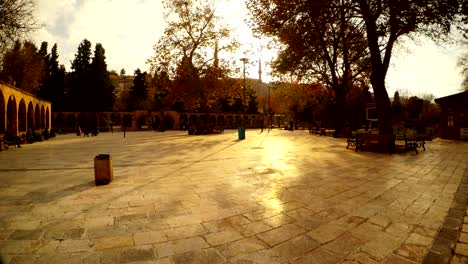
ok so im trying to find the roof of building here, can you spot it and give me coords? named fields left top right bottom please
left=434, top=90, right=468, bottom=104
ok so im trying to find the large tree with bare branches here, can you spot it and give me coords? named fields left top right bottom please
left=148, top=0, right=238, bottom=112
left=0, top=0, right=38, bottom=58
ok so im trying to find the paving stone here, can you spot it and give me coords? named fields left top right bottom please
left=134, top=230, right=167, bottom=245
left=455, top=243, right=468, bottom=256
left=322, top=232, right=365, bottom=258
left=459, top=233, right=468, bottom=243
left=163, top=224, right=207, bottom=240
left=204, top=230, right=244, bottom=246
left=216, top=237, right=267, bottom=261
left=343, top=251, right=379, bottom=264
left=8, top=230, right=43, bottom=240
left=238, top=220, right=273, bottom=237
left=153, top=236, right=209, bottom=258
left=262, top=213, right=296, bottom=228
left=307, top=224, right=348, bottom=244
left=119, top=245, right=155, bottom=263
left=7, top=254, right=40, bottom=264
left=383, top=254, right=418, bottom=264
left=405, top=233, right=434, bottom=246
left=291, top=247, right=339, bottom=264
left=256, top=224, right=305, bottom=247
left=57, top=239, right=93, bottom=253
left=395, top=243, right=428, bottom=263
left=171, top=248, right=225, bottom=264
left=94, top=235, right=134, bottom=250
left=360, top=232, right=404, bottom=261
left=451, top=254, right=468, bottom=264
left=270, top=234, right=319, bottom=263
left=232, top=248, right=280, bottom=264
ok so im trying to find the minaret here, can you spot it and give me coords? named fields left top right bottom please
left=258, top=57, right=262, bottom=97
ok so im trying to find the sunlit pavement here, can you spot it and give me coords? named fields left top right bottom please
left=0, top=130, right=467, bottom=264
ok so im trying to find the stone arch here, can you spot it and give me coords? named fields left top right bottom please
left=0, top=89, right=5, bottom=132
left=67, top=113, right=76, bottom=129
left=40, top=105, right=45, bottom=129
left=6, top=95, right=18, bottom=134
left=189, top=114, right=198, bottom=127
left=55, top=112, right=64, bottom=130
left=45, top=107, right=50, bottom=129
left=18, top=99, right=27, bottom=132
left=164, top=115, right=174, bottom=130
left=137, top=115, right=147, bottom=129
left=179, top=114, right=188, bottom=130
left=199, top=115, right=207, bottom=128
left=123, top=114, right=132, bottom=128
left=217, top=115, right=225, bottom=127
left=27, top=102, right=34, bottom=131
left=34, top=104, right=40, bottom=130
left=226, top=115, right=233, bottom=128
left=235, top=115, right=242, bottom=128
left=210, top=115, right=216, bottom=127
left=110, top=113, right=121, bottom=126
left=152, top=115, right=161, bottom=130
left=98, top=113, right=107, bottom=131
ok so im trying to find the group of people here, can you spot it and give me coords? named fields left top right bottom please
left=77, top=126, right=99, bottom=137
left=2, top=128, right=55, bottom=149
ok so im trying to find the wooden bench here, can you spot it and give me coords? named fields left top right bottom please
left=355, top=133, right=394, bottom=153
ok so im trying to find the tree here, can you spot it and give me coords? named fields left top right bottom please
left=247, top=0, right=465, bottom=135
left=0, top=40, right=43, bottom=93
left=247, top=0, right=370, bottom=135
left=127, top=69, right=149, bottom=110
left=148, top=0, right=238, bottom=111
left=0, top=0, right=38, bottom=58
left=68, top=39, right=92, bottom=111
left=37, top=42, right=66, bottom=111
left=90, top=43, right=114, bottom=111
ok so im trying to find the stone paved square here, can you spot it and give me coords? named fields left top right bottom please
left=0, top=130, right=467, bottom=263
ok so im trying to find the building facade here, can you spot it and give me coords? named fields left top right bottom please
left=435, top=91, right=468, bottom=140
left=0, top=82, right=52, bottom=136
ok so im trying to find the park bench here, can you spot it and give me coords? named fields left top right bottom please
left=346, top=131, right=358, bottom=149
left=354, top=133, right=394, bottom=153
left=0, top=133, right=23, bottom=150
left=394, top=130, right=425, bottom=154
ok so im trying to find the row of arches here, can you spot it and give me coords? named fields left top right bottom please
left=0, top=85, right=51, bottom=135
left=52, top=111, right=267, bottom=133
left=179, top=113, right=264, bottom=130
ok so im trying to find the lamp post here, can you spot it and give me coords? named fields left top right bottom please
left=239, top=57, right=248, bottom=139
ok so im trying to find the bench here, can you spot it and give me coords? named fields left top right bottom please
left=0, top=134, right=23, bottom=150
left=355, top=133, right=394, bottom=153
left=394, top=130, right=426, bottom=154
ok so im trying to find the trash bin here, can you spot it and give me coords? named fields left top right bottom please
left=238, top=127, right=245, bottom=140
left=94, top=154, right=113, bottom=185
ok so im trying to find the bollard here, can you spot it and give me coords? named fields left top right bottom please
left=94, top=154, right=113, bottom=185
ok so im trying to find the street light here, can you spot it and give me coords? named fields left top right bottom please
left=240, top=57, right=248, bottom=113
left=239, top=57, right=248, bottom=140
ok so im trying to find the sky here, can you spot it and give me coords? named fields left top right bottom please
left=31, top=0, right=466, bottom=99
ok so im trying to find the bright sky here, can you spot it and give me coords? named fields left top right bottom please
left=32, top=0, right=465, bottom=99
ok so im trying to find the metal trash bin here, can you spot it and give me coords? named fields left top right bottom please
left=238, top=127, right=245, bottom=140
left=94, top=154, right=113, bottom=185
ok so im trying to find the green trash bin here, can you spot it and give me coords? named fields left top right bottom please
left=238, top=127, right=245, bottom=140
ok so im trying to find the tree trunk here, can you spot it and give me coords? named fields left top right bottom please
left=358, top=0, right=393, bottom=135
left=371, top=74, right=393, bottom=135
